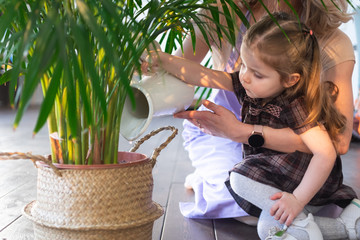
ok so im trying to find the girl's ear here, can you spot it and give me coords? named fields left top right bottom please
left=283, top=73, right=300, bottom=88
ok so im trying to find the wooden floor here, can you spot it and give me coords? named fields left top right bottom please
left=0, top=106, right=359, bottom=240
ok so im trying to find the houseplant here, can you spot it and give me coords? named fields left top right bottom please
left=0, top=0, right=244, bottom=165
left=0, top=0, right=244, bottom=238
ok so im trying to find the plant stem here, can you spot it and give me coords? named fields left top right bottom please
left=40, top=74, right=59, bottom=163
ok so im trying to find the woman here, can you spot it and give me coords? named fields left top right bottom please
left=175, top=0, right=355, bottom=223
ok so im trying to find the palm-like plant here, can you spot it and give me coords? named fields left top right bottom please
left=0, top=0, right=245, bottom=165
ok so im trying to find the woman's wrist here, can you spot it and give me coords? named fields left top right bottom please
left=231, top=122, right=253, bottom=143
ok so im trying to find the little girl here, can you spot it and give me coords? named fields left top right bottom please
left=142, top=12, right=359, bottom=240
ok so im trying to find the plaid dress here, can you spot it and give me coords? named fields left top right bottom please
left=226, top=72, right=357, bottom=217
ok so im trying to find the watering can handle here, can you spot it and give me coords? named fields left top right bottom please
left=129, top=126, right=178, bottom=167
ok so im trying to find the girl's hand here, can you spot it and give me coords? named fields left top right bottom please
left=269, top=192, right=306, bottom=227
left=174, top=100, right=242, bottom=140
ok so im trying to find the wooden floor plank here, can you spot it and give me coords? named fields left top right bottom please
left=0, top=216, right=34, bottom=240
left=0, top=160, right=37, bottom=199
left=0, top=182, right=36, bottom=232
left=151, top=124, right=184, bottom=207
left=172, top=138, right=195, bottom=184
left=161, top=183, right=215, bottom=240
left=153, top=215, right=165, bottom=240
left=0, top=108, right=50, bottom=155
left=214, top=218, right=259, bottom=240
left=342, top=143, right=360, bottom=196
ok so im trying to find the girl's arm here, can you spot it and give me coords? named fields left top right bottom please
left=269, top=125, right=337, bottom=226
left=142, top=51, right=234, bottom=91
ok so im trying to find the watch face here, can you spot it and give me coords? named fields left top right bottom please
left=248, top=134, right=264, bottom=148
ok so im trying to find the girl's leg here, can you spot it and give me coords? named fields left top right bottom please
left=311, top=198, right=360, bottom=240
left=229, top=173, right=322, bottom=239
left=304, top=205, right=348, bottom=240
left=230, top=172, right=360, bottom=239
left=304, top=199, right=360, bottom=239
left=312, top=216, right=347, bottom=240
left=337, top=198, right=360, bottom=240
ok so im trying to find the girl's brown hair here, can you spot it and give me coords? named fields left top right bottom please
left=243, top=12, right=346, bottom=141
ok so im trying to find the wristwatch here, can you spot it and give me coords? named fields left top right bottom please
left=248, top=125, right=264, bottom=148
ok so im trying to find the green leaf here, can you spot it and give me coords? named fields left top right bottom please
left=64, top=59, right=78, bottom=139
left=0, top=2, right=16, bottom=41
left=70, top=48, right=93, bottom=125
left=219, top=0, right=236, bottom=45
left=14, top=17, right=56, bottom=129
left=77, top=0, right=115, bottom=70
left=70, top=19, right=107, bottom=121
left=224, top=0, right=249, bottom=29
left=33, top=62, right=63, bottom=134
left=165, top=29, right=176, bottom=53
left=0, top=69, right=13, bottom=85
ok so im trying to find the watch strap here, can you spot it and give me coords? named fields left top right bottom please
left=252, top=125, right=263, bottom=135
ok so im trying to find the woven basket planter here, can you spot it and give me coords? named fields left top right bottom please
left=7, top=126, right=178, bottom=240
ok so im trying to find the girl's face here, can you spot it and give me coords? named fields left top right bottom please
left=239, top=44, right=286, bottom=101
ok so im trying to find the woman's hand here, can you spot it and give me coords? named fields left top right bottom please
left=140, top=50, right=163, bottom=75
left=269, top=192, right=306, bottom=227
left=174, top=100, right=246, bottom=141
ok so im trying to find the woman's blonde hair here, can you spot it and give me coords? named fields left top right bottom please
left=243, top=12, right=346, bottom=141
left=301, top=0, right=352, bottom=37
left=239, top=0, right=352, bottom=37
left=198, top=0, right=353, bottom=50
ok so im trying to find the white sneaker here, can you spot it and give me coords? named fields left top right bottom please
left=291, top=213, right=323, bottom=240
left=233, top=215, right=259, bottom=226
left=338, top=198, right=360, bottom=240
left=265, top=213, right=323, bottom=240
left=265, top=226, right=296, bottom=240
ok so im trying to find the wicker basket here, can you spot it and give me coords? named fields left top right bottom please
left=2, top=126, right=178, bottom=240
left=24, top=201, right=161, bottom=240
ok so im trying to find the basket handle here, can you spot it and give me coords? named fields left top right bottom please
left=129, top=126, right=178, bottom=167
left=0, top=152, right=62, bottom=177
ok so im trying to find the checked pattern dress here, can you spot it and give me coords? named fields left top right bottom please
left=226, top=72, right=357, bottom=217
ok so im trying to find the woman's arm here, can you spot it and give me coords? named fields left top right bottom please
left=142, top=51, right=234, bottom=91
left=269, top=125, right=337, bottom=226
left=324, top=61, right=355, bottom=154
left=174, top=100, right=311, bottom=153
